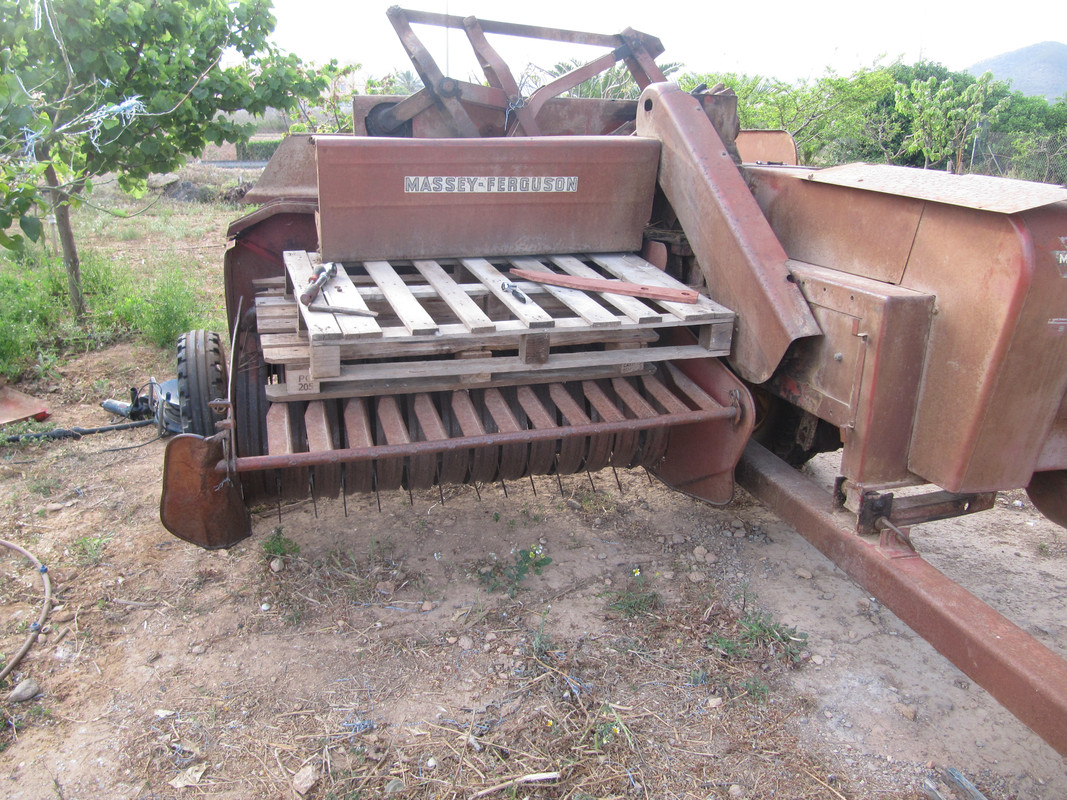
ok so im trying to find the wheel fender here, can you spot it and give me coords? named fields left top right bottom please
left=160, top=434, right=251, bottom=549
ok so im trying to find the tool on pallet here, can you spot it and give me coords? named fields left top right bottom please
left=500, top=280, right=528, bottom=303
left=308, top=302, right=379, bottom=317
left=299, top=261, right=337, bottom=306
left=508, top=269, right=700, bottom=304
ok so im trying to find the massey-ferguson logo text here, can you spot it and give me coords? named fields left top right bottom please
left=404, top=176, right=579, bottom=193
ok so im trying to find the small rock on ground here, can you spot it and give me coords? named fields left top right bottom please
left=292, top=764, right=318, bottom=796
left=6, top=678, right=39, bottom=703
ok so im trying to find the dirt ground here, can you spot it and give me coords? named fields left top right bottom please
left=0, top=343, right=1065, bottom=799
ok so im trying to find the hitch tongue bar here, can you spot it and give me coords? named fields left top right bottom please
left=737, top=440, right=1067, bottom=757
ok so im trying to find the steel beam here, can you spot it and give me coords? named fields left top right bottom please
left=736, top=440, right=1067, bottom=757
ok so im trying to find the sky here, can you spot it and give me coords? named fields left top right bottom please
left=267, top=0, right=1059, bottom=85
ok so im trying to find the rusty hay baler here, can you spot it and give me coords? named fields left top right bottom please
left=159, top=8, right=1067, bottom=756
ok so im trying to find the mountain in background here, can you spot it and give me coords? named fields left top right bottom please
left=969, top=41, right=1067, bottom=101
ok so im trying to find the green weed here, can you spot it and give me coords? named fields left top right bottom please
left=478, top=544, right=552, bottom=597
left=707, top=633, right=750, bottom=660
left=73, top=533, right=110, bottom=565
left=605, top=588, right=660, bottom=617
left=0, top=232, right=217, bottom=379
left=738, top=611, right=809, bottom=665
left=28, top=476, right=60, bottom=497
left=262, top=528, right=300, bottom=558
left=263, top=529, right=300, bottom=557
left=689, top=669, right=711, bottom=686
left=742, top=677, right=770, bottom=704
left=604, top=566, right=660, bottom=618
left=530, top=611, right=554, bottom=661
left=591, top=707, right=633, bottom=750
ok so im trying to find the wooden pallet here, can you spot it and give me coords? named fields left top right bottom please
left=260, top=251, right=734, bottom=401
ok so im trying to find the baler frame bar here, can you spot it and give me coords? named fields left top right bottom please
left=737, top=440, right=1067, bottom=756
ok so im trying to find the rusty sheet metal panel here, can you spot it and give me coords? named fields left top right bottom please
left=160, top=435, right=251, bottom=549
left=736, top=440, right=1067, bottom=758
left=766, top=262, right=934, bottom=486
left=810, top=163, right=1067, bottom=213
left=223, top=202, right=318, bottom=333
left=1035, top=392, right=1067, bottom=471
left=651, top=331, right=755, bottom=504
left=744, top=165, right=925, bottom=285
left=904, top=201, right=1067, bottom=491
left=314, top=136, right=660, bottom=262
left=735, top=130, right=797, bottom=165
left=635, top=84, right=819, bottom=384
left=243, top=135, right=318, bottom=205
left=353, top=94, right=641, bottom=139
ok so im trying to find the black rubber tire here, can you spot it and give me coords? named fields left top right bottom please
left=751, top=393, right=841, bottom=467
left=176, top=330, right=226, bottom=436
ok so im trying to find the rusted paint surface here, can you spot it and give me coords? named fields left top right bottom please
left=1035, top=392, right=1067, bottom=471
left=314, top=136, right=660, bottom=262
left=735, top=130, right=797, bottom=165
left=353, top=92, right=641, bottom=138
left=809, top=163, right=1067, bottom=213
left=160, top=435, right=250, bottom=549
left=227, top=403, right=736, bottom=474
left=242, top=135, right=318, bottom=205
left=652, top=332, right=755, bottom=504
left=389, top=6, right=663, bottom=57
left=744, top=165, right=924, bottom=285
left=766, top=262, right=934, bottom=486
left=1027, top=470, right=1067, bottom=527
left=636, top=83, right=820, bottom=383
left=223, top=203, right=318, bottom=332
left=737, top=440, right=1067, bottom=757
left=746, top=165, right=1067, bottom=494
left=903, top=202, right=1067, bottom=491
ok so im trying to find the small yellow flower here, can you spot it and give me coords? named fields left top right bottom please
left=546, top=719, right=554, bottom=728
left=632, top=567, right=641, bottom=577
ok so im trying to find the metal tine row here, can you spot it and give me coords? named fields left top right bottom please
left=264, top=370, right=710, bottom=517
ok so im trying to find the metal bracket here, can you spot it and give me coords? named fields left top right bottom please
left=838, top=479, right=996, bottom=536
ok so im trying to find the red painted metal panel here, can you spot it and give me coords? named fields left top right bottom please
left=635, top=84, right=820, bottom=384
left=766, top=262, right=934, bottom=486
left=904, top=202, right=1067, bottom=491
left=746, top=165, right=1067, bottom=493
left=314, top=136, right=660, bottom=262
left=652, top=330, right=755, bottom=504
left=744, top=164, right=923, bottom=285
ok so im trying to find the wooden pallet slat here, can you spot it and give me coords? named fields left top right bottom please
left=508, top=256, right=621, bottom=328
left=548, top=254, right=662, bottom=324
left=364, top=260, right=439, bottom=335
left=260, top=250, right=735, bottom=401
left=413, top=259, right=496, bottom=333
left=460, top=257, right=556, bottom=329
left=589, top=252, right=726, bottom=322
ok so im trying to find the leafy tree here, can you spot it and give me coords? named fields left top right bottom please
left=364, top=69, right=424, bottom=96
left=288, top=61, right=360, bottom=133
left=680, top=66, right=895, bottom=165
left=0, top=0, right=329, bottom=317
left=0, top=49, right=46, bottom=249
left=894, top=71, right=1007, bottom=171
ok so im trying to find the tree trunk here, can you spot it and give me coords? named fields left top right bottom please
left=43, top=162, right=86, bottom=320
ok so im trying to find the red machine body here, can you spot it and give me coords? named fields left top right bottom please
left=160, top=8, right=1067, bottom=755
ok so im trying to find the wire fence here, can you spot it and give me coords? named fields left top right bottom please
left=969, top=130, right=1067, bottom=186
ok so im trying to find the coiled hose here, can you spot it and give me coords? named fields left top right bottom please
left=0, top=538, right=52, bottom=683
